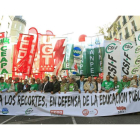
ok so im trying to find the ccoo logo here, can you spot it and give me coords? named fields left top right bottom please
left=73, top=47, right=82, bottom=56
left=131, top=67, right=139, bottom=74
left=135, top=46, right=140, bottom=53
left=122, top=43, right=133, bottom=51
left=105, top=43, right=118, bottom=53
left=25, top=108, right=33, bottom=114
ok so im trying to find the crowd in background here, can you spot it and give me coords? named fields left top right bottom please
left=0, top=74, right=140, bottom=96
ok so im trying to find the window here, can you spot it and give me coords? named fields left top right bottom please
left=19, top=25, right=22, bottom=30
left=131, top=20, right=137, bottom=32
left=110, top=32, right=112, bottom=38
left=125, top=27, right=129, bottom=39
left=119, top=33, right=122, bottom=40
left=0, top=23, right=1, bottom=29
left=118, top=21, right=121, bottom=31
left=14, top=24, right=16, bottom=28
left=8, top=22, right=10, bottom=28
left=122, top=16, right=127, bottom=26
left=1, top=16, right=3, bottom=20
left=6, top=31, right=8, bottom=37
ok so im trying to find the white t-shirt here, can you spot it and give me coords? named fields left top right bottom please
left=98, top=83, right=101, bottom=91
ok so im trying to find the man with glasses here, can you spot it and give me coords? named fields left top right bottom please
left=51, top=75, right=60, bottom=94
left=21, top=79, right=31, bottom=93
left=0, top=77, right=8, bottom=93
left=130, top=75, right=139, bottom=88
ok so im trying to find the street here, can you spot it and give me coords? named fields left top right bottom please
left=0, top=113, right=140, bottom=124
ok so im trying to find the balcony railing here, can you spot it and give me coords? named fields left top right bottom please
left=122, top=19, right=127, bottom=26
left=125, top=33, right=130, bottom=39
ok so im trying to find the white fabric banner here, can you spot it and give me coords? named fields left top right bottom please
left=103, top=40, right=121, bottom=81
left=1, top=88, right=140, bottom=117
left=121, top=39, right=135, bottom=76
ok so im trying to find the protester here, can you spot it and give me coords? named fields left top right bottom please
left=84, top=76, right=97, bottom=93
left=66, top=77, right=78, bottom=92
left=96, top=77, right=102, bottom=93
left=14, top=77, right=23, bottom=95
left=29, top=78, right=38, bottom=93
left=130, top=75, right=139, bottom=88
left=7, top=77, right=15, bottom=92
left=21, top=79, right=31, bottom=93
left=101, top=75, right=113, bottom=93
left=113, top=76, right=123, bottom=95
left=5, top=79, right=8, bottom=84
left=36, top=78, right=42, bottom=91
left=76, top=75, right=86, bottom=93
left=0, top=77, right=8, bottom=93
left=59, top=77, right=67, bottom=93
left=121, top=75, right=130, bottom=89
left=41, top=76, right=52, bottom=93
left=51, top=75, right=60, bottom=94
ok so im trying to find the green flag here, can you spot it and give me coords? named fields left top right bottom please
left=62, top=44, right=74, bottom=70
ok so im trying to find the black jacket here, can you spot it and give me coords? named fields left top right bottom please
left=52, top=80, right=60, bottom=93
left=96, top=82, right=102, bottom=91
left=76, top=80, right=86, bottom=89
left=22, top=84, right=31, bottom=93
left=41, top=81, right=53, bottom=92
left=14, top=82, right=23, bottom=93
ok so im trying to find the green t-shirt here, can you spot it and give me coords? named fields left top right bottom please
left=69, top=83, right=74, bottom=92
left=121, top=81, right=130, bottom=88
left=7, top=83, right=11, bottom=90
left=30, top=84, right=38, bottom=91
left=101, top=80, right=114, bottom=90
left=60, top=83, right=67, bottom=92
left=15, top=83, right=18, bottom=92
left=113, top=81, right=123, bottom=94
left=0, top=82, right=8, bottom=91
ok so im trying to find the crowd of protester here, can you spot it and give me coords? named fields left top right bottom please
left=0, top=74, right=140, bottom=96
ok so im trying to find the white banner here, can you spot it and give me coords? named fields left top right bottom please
left=1, top=88, right=140, bottom=116
left=0, top=38, right=12, bottom=74
left=103, top=40, right=121, bottom=81
left=135, top=31, right=140, bottom=46
left=121, top=39, right=135, bottom=76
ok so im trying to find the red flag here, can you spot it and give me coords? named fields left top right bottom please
left=15, top=34, right=34, bottom=73
left=39, top=34, right=55, bottom=72
left=0, top=32, right=5, bottom=38
left=53, top=39, right=65, bottom=66
left=24, top=27, right=39, bottom=76
left=12, top=72, right=25, bottom=80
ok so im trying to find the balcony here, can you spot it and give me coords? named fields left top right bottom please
left=129, top=16, right=133, bottom=20
left=125, top=33, right=130, bottom=39
left=122, top=20, right=127, bottom=26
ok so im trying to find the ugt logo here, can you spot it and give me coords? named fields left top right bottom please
left=106, top=43, right=118, bottom=53
left=135, top=46, right=140, bottom=53
left=73, top=47, right=82, bottom=56
left=131, top=67, right=139, bottom=74
left=122, top=43, right=133, bottom=51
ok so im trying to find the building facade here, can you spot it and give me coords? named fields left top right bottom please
left=10, top=16, right=26, bottom=44
left=0, top=16, right=14, bottom=37
left=107, top=16, right=140, bottom=44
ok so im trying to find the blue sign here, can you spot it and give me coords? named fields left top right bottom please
left=73, top=47, right=82, bottom=56
left=2, top=108, right=9, bottom=114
